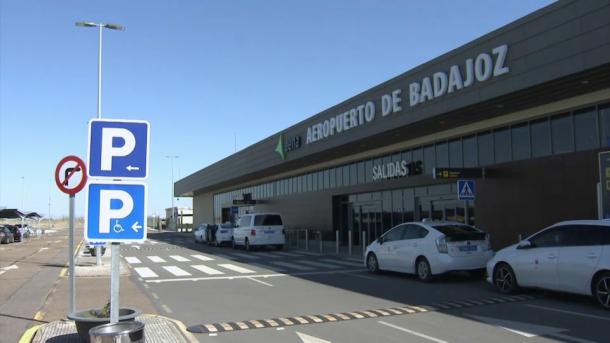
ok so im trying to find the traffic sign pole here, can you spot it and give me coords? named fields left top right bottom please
left=69, top=194, right=76, bottom=314
left=55, top=155, right=87, bottom=316
left=110, top=242, right=119, bottom=323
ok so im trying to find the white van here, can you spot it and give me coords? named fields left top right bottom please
left=232, top=213, right=285, bottom=250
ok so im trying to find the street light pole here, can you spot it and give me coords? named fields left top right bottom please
left=166, top=155, right=179, bottom=230
left=76, top=20, right=124, bottom=324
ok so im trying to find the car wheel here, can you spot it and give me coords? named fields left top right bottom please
left=593, top=272, right=610, bottom=309
left=367, top=253, right=380, bottom=273
left=493, top=263, right=518, bottom=294
left=245, top=238, right=251, bottom=251
left=416, top=257, right=432, bottom=282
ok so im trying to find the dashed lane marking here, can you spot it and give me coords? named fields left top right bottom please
left=191, top=265, right=224, bottom=275
left=218, top=263, right=256, bottom=274
left=187, top=295, right=536, bottom=334
left=191, top=254, right=215, bottom=262
left=170, top=255, right=190, bottom=262
left=163, top=266, right=192, bottom=277
left=125, top=257, right=142, bottom=264
left=134, top=267, right=158, bottom=278
left=147, top=256, right=166, bottom=263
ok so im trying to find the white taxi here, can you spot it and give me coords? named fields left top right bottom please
left=365, top=221, right=493, bottom=281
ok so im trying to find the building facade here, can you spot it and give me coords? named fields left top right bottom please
left=176, top=0, right=610, bottom=249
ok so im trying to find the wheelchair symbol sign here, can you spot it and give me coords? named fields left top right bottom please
left=85, top=181, right=147, bottom=242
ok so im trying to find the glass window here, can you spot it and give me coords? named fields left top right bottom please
left=449, top=139, right=463, bottom=168
left=424, top=145, right=435, bottom=174
left=307, top=173, right=313, bottom=192
left=412, top=148, right=423, bottom=165
left=329, top=168, right=336, bottom=188
left=560, top=225, right=610, bottom=246
left=529, top=227, right=562, bottom=248
left=296, top=176, right=302, bottom=193
left=402, top=150, right=412, bottom=164
left=254, top=214, right=283, bottom=226
left=392, top=190, right=403, bottom=227
left=403, top=224, right=429, bottom=239
left=365, top=160, right=373, bottom=183
left=463, top=135, right=477, bottom=167
left=335, top=166, right=343, bottom=187
left=403, top=189, right=414, bottom=222
left=551, top=114, right=574, bottom=154
left=350, top=163, right=357, bottom=185
left=531, top=118, right=551, bottom=158
left=382, top=225, right=405, bottom=242
left=324, top=169, right=330, bottom=189
left=574, top=108, right=599, bottom=151
left=435, top=142, right=449, bottom=168
left=477, top=132, right=493, bottom=166
left=494, top=128, right=511, bottom=163
left=318, top=171, right=324, bottom=190
left=382, top=191, right=392, bottom=230
left=357, top=162, right=365, bottom=184
left=511, top=124, right=530, bottom=160
left=238, top=215, right=251, bottom=227
left=312, top=173, right=318, bottom=191
left=342, top=165, right=350, bottom=186
left=600, top=104, right=610, bottom=147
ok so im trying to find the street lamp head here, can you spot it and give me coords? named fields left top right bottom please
left=104, top=23, right=125, bottom=31
left=75, top=21, right=98, bottom=28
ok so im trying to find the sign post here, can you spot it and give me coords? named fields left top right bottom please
left=86, top=118, right=149, bottom=324
left=55, top=155, right=88, bottom=315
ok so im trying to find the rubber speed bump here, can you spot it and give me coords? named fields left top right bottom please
left=187, top=294, right=535, bottom=334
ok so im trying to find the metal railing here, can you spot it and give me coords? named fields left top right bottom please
left=284, top=228, right=368, bottom=258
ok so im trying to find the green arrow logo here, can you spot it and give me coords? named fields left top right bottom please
left=275, top=134, right=285, bottom=160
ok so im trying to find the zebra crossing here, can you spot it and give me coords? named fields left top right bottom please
left=124, top=250, right=364, bottom=280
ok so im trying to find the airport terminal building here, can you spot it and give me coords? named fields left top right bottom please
left=176, top=0, right=610, bottom=249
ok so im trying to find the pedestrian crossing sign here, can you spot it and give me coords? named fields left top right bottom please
left=457, top=180, right=475, bottom=200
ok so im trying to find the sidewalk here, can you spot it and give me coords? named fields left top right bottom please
left=20, top=242, right=198, bottom=343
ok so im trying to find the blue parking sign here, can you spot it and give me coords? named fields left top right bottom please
left=88, top=119, right=150, bottom=179
left=85, top=182, right=147, bottom=242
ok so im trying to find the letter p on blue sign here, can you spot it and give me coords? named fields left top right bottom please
left=87, top=119, right=150, bottom=180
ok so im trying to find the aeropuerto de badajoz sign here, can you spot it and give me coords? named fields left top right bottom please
left=305, top=44, right=509, bottom=145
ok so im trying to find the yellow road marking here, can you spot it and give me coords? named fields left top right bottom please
left=33, top=311, right=45, bottom=321
left=18, top=324, right=43, bottom=343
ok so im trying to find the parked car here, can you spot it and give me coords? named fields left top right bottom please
left=7, top=226, right=22, bottom=242
left=193, top=224, right=210, bottom=243
left=0, top=226, right=14, bottom=244
left=209, top=223, right=235, bottom=246
left=487, top=220, right=610, bottom=309
left=232, top=213, right=285, bottom=250
left=365, top=220, right=493, bottom=281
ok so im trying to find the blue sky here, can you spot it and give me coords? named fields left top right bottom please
left=0, top=0, right=553, bottom=218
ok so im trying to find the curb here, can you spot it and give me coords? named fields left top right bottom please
left=17, top=314, right=198, bottom=343
left=148, top=314, right=199, bottom=343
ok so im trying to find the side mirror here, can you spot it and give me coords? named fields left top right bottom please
left=378, top=237, right=384, bottom=245
left=517, top=240, right=532, bottom=249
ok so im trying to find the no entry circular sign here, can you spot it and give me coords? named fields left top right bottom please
left=55, top=155, right=88, bottom=195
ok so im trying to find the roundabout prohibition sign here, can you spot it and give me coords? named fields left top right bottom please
left=55, top=155, right=88, bottom=195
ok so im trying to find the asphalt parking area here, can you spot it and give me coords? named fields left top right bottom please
left=128, top=232, right=610, bottom=343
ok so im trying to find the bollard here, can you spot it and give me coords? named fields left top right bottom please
left=348, top=230, right=352, bottom=256
left=335, top=230, right=339, bottom=255
left=305, top=229, right=309, bottom=251
left=362, top=231, right=367, bottom=257
left=319, top=231, right=323, bottom=254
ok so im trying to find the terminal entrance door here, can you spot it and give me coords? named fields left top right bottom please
left=340, top=201, right=381, bottom=247
left=415, top=196, right=474, bottom=225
